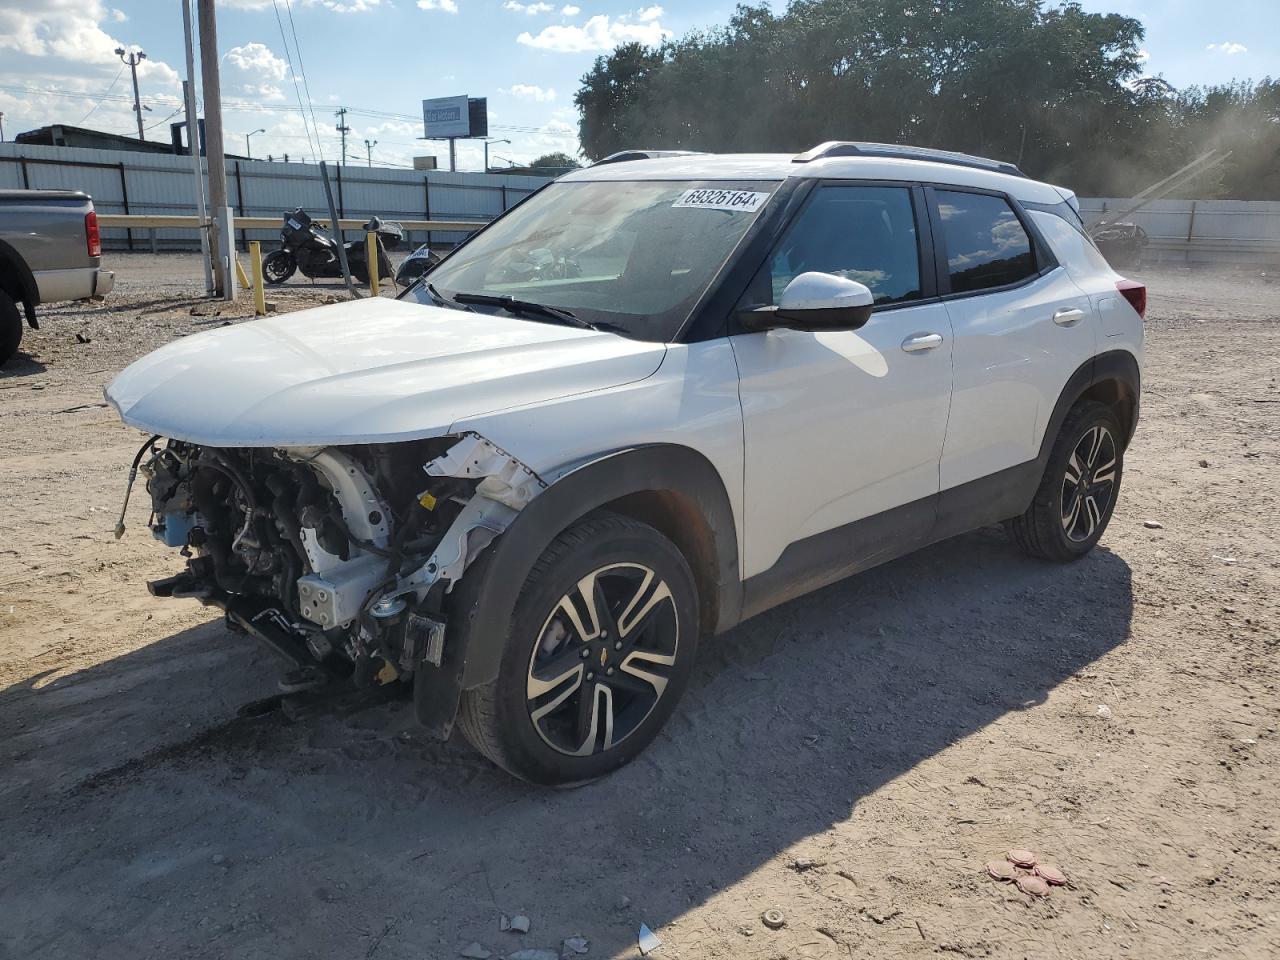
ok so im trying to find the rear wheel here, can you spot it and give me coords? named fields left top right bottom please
left=458, top=513, right=699, bottom=785
left=0, top=289, right=23, bottom=367
left=262, top=250, right=296, bottom=284
left=1007, top=400, right=1124, bottom=561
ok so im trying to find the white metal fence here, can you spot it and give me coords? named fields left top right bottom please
left=0, top=143, right=550, bottom=252
left=3, top=144, right=1278, bottom=267
left=1080, top=197, right=1280, bottom=266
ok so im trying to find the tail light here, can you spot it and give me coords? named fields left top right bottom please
left=1115, top=279, right=1146, bottom=320
left=85, top=210, right=102, bottom=258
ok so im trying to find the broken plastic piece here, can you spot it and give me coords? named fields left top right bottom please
left=638, top=923, right=662, bottom=955
left=509, top=914, right=530, bottom=934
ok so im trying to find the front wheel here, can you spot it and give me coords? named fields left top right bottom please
left=262, top=249, right=296, bottom=284
left=1006, top=400, right=1124, bottom=561
left=0, top=289, right=24, bottom=367
left=457, top=513, right=699, bottom=785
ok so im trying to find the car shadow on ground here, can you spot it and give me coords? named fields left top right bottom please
left=0, top=526, right=1133, bottom=959
left=0, top=351, right=48, bottom=379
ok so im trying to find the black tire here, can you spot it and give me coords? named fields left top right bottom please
left=1006, top=400, right=1124, bottom=561
left=262, top=250, right=296, bottom=285
left=457, top=513, right=699, bottom=785
left=0, top=289, right=23, bottom=368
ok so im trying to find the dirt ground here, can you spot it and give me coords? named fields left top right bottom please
left=1, top=253, right=1277, bottom=960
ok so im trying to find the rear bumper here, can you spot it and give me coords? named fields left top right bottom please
left=94, top=268, right=115, bottom=298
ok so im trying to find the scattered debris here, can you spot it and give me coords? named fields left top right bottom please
left=1143, top=520, right=1164, bottom=529
left=1198, top=459, right=1210, bottom=467
left=74, top=332, right=91, bottom=344
left=1213, top=555, right=1240, bottom=565
left=561, top=935, right=589, bottom=955
left=210, top=853, right=226, bottom=865
left=615, top=896, right=631, bottom=911
left=1007, top=850, right=1037, bottom=869
left=1223, top=605, right=1237, bottom=613
left=189, top=302, right=221, bottom=317
left=1016, top=874, right=1051, bottom=897
left=500, top=915, right=510, bottom=932
left=638, top=923, right=663, bottom=955
left=458, top=943, right=492, bottom=959
left=1034, top=864, right=1068, bottom=886
left=509, top=915, right=531, bottom=934
left=789, top=857, right=826, bottom=872
left=761, top=908, right=787, bottom=930
left=1097, top=704, right=1113, bottom=720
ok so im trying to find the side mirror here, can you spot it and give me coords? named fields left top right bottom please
left=745, top=272, right=875, bottom=332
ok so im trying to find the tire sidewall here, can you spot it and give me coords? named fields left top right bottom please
left=263, top=250, right=296, bottom=284
left=489, top=522, right=699, bottom=785
left=1045, top=403, right=1125, bottom=556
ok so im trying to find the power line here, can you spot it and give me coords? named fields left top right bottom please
left=77, top=65, right=127, bottom=125
left=284, top=0, right=323, bottom=163
left=271, top=0, right=318, bottom=161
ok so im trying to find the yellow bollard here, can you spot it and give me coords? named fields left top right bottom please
left=366, top=231, right=380, bottom=295
left=234, top=256, right=251, bottom=291
left=249, top=241, right=267, bottom=317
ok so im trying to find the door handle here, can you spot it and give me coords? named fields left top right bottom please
left=1053, top=307, right=1085, bottom=326
left=901, top=332, right=943, bottom=353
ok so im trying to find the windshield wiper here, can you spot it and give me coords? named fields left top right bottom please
left=424, top=282, right=473, bottom=312
left=452, top=293, right=597, bottom=330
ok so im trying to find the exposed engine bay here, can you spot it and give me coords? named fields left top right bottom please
left=126, top=432, right=544, bottom=690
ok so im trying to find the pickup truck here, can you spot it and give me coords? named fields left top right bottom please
left=0, top=189, right=115, bottom=367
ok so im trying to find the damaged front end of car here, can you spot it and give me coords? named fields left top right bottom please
left=125, top=432, right=544, bottom=699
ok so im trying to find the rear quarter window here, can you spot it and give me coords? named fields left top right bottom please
left=936, top=190, right=1037, bottom=293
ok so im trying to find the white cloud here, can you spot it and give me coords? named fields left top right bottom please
left=505, top=1, right=553, bottom=12
left=636, top=5, right=663, bottom=21
left=222, top=42, right=291, bottom=102
left=417, top=0, right=458, bottom=11
left=1206, top=41, right=1247, bottom=55
left=502, top=83, right=556, bottom=102
left=517, top=12, right=669, bottom=52
left=223, top=0, right=383, bottom=9
left=1135, top=48, right=1149, bottom=62
left=561, top=4, right=580, bottom=14
left=109, top=7, right=127, bottom=21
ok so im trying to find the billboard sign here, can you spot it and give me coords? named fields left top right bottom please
left=423, top=95, right=471, bottom=139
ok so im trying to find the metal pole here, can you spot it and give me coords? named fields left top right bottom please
left=181, top=1, right=214, bottom=294
left=319, top=161, right=360, bottom=298
left=197, top=0, right=232, bottom=297
left=449, top=138, right=456, bottom=173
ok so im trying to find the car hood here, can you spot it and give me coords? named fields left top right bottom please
left=105, top=297, right=667, bottom=447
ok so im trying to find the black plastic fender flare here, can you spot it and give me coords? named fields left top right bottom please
left=413, top=443, right=741, bottom=739
left=0, top=238, right=41, bottom=326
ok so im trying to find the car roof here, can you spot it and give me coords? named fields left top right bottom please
left=560, top=150, right=1068, bottom=206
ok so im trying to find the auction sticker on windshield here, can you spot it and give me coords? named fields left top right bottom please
left=672, top=189, right=770, bottom=213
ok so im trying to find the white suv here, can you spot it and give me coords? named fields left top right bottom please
left=106, top=142, right=1144, bottom=784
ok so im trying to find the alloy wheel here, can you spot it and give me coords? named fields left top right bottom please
left=526, top=562, right=679, bottom=757
left=1061, top=424, right=1118, bottom=542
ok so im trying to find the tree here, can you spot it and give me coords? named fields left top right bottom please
left=573, top=0, right=1279, bottom=197
left=528, top=151, right=581, bottom=170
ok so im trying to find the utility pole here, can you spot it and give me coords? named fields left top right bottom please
left=0, top=112, right=5, bottom=142
left=364, top=139, right=377, bottom=167
left=335, top=107, right=350, bottom=166
left=245, top=127, right=264, bottom=159
left=115, top=46, right=148, bottom=140
left=197, top=0, right=234, bottom=299
left=181, top=0, right=213, bottom=296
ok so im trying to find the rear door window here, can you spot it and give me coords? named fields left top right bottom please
left=935, top=190, right=1037, bottom=294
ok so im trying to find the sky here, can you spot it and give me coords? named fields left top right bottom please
left=0, top=0, right=1276, bottom=172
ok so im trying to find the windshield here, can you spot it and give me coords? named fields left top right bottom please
left=406, top=179, right=779, bottom=341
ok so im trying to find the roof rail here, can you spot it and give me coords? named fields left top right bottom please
left=591, top=149, right=710, bottom=166
left=793, top=141, right=1026, bottom=178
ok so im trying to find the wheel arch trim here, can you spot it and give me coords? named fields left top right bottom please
left=413, top=442, right=741, bottom=737
left=0, top=239, right=41, bottom=326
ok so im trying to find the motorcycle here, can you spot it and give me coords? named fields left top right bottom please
left=394, top=242, right=443, bottom=288
left=262, top=208, right=403, bottom=285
